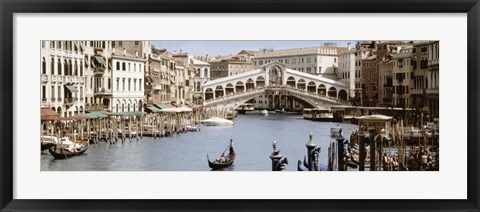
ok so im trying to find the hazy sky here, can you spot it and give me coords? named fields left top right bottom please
left=151, top=40, right=355, bottom=56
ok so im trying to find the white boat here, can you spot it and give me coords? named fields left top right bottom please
left=261, top=109, right=268, bottom=116
left=200, top=117, right=234, bottom=126
left=331, top=124, right=342, bottom=137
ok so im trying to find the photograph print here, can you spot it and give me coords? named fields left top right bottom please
left=40, top=40, right=439, bottom=171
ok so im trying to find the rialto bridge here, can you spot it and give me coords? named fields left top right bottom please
left=201, top=62, right=350, bottom=110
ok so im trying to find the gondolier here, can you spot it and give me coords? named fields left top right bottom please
left=207, top=139, right=236, bottom=170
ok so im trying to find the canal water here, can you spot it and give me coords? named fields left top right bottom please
left=41, top=112, right=357, bottom=171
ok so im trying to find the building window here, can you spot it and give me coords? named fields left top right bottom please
left=58, top=86, right=61, bottom=99
left=122, top=78, right=125, bottom=91
left=135, top=41, right=139, bottom=45
left=119, top=41, right=123, bottom=46
left=128, top=79, right=131, bottom=91
left=42, top=86, right=46, bottom=101
left=41, top=58, right=46, bottom=74
left=134, top=80, right=136, bottom=91
left=122, top=62, right=126, bottom=71
left=139, top=79, right=142, bottom=91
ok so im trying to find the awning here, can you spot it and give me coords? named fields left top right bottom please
left=154, top=103, right=169, bottom=109
left=41, top=108, right=59, bottom=117
left=145, top=76, right=154, bottom=83
left=85, top=111, right=109, bottom=118
left=94, top=55, right=106, bottom=65
left=65, top=85, right=78, bottom=93
left=146, top=106, right=162, bottom=113
left=109, top=111, right=147, bottom=116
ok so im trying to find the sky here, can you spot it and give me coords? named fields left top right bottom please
left=151, top=40, right=356, bottom=57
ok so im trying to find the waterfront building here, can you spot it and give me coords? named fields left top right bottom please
left=410, top=42, right=431, bottom=111
left=427, top=41, right=439, bottom=119
left=41, top=41, right=86, bottom=117
left=392, top=45, right=415, bottom=108
left=111, top=53, right=146, bottom=112
left=191, top=58, right=211, bottom=104
left=83, top=41, right=113, bottom=112
left=337, top=43, right=356, bottom=98
left=353, top=43, right=375, bottom=106
left=172, top=52, right=195, bottom=104
left=209, top=54, right=254, bottom=80
left=376, top=41, right=405, bottom=107
left=361, top=55, right=378, bottom=106
left=252, top=45, right=347, bottom=80
left=377, top=56, right=395, bottom=107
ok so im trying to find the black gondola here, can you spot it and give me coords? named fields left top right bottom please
left=48, top=143, right=88, bottom=160
left=207, top=154, right=234, bottom=169
left=207, top=140, right=236, bottom=169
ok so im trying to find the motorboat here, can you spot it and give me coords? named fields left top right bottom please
left=261, top=109, right=268, bottom=116
left=331, top=124, right=342, bottom=137
left=200, top=117, right=234, bottom=126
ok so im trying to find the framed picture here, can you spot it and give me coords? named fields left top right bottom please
left=1, top=0, right=479, bottom=211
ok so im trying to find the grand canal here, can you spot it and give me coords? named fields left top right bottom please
left=41, top=112, right=357, bottom=171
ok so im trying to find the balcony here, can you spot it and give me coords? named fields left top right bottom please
left=94, top=87, right=112, bottom=95
left=94, top=67, right=105, bottom=75
left=426, top=88, right=439, bottom=94
left=64, top=98, right=74, bottom=105
left=41, top=74, right=49, bottom=83
left=411, top=89, right=424, bottom=95
left=65, top=76, right=72, bottom=83
left=85, top=103, right=108, bottom=111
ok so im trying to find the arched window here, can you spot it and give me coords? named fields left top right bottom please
left=64, top=59, right=68, bottom=75
left=58, top=59, right=62, bottom=75
left=50, top=58, right=55, bottom=75
left=41, top=58, right=46, bottom=74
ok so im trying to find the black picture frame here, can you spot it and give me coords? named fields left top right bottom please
left=1, top=0, right=479, bottom=211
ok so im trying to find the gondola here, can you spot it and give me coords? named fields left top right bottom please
left=48, top=143, right=88, bottom=160
left=207, top=154, right=234, bottom=169
left=207, top=141, right=236, bottom=170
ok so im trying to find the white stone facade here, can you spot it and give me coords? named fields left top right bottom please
left=41, top=41, right=86, bottom=117
left=111, top=56, right=146, bottom=112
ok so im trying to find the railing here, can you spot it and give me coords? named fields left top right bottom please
left=64, top=98, right=74, bottom=104
left=41, top=74, right=49, bottom=83
left=426, top=88, right=439, bottom=94
left=410, top=89, right=424, bottom=95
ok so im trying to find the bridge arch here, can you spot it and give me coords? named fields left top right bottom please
left=297, top=79, right=306, bottom=90
left=268, top=65, right=283, bottom=85
left=318, top=84, right=326, bottom=96
left=256, top=76, right=265, bottom=88
left=225, top=83, right=234, bottom=96
left=339, top=89, right=348, bottom=101
left=286, top=76, right=296, bottom=87
left=205, top=88, right=214, bottom=101
left=235, top=81, right=244, bottom=93
left=307, top=81, right=316, bottom=93
left=215, top=85, right=224, bottom=98
left=328, top=87, right=337, bottom=98
left=246, top=78, right=255, bottom=91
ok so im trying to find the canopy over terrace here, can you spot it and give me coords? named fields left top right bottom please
left=41, top=108, right=59, bottom=119
left=356, top=114, right=393, bottom=137
left=159, top=107, right=193, bottom=113
left=109, top=111, right=147, bottom=116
